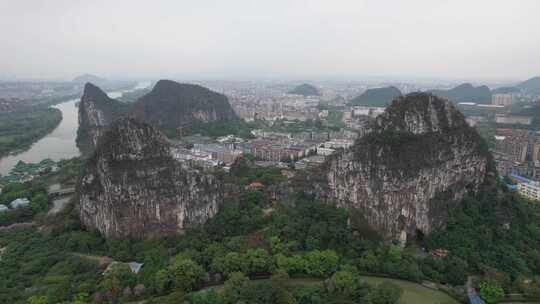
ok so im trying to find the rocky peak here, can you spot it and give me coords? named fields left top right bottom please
left=131, top=79, right=238, bottom=133
left=374, top=92, right=466, bottom=135
left=305, top=92, right=491, bottom=242
left=82, top=82, right=110, bottom=102
left=79, top=117, right=230, bottom=239
left=95, top=117, right=170, bottom=162
left=77, top=83, right=128, bottom=155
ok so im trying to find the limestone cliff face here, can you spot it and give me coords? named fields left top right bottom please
left=78, top=117, right=227, bottom=238
left=308, top=93, right=490, bottom=242
left=131, top=79, right=238, bottom=133
left=76, top=83, right=127, bottom=154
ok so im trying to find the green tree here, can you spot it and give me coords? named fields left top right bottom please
left=364, top=282, right=402, bottom=304
left=155, top=269, right=172, bottom=294
left=358, top=250, right=379, bottom=272
left=246, top=248, right=273, bottom=274
left=304, top=250, right=339, bottom=277
left=444, top=256, right=468, bottom=285
left=169, top=258, right=204, bottom=292
left=27, top=296, right=48, bottom=304
left=275, top=254, right=306, bottom=275
left=101, top=263, right=135, bottom=300
left=328, top=270, right=360, bottom=297
left=478, top=280, right=504, bottom=304
left=212, top=252, right=248, bottom=277
left=30, top=193, right=48, bottom=213
left=223, top=272, right=249, bottom=304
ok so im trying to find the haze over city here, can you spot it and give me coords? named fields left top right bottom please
left=2, top=0, right=539, bottom=81
left=2, top=1, right=540, bottom=303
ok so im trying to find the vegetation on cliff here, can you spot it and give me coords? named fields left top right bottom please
left=0, top=107, right=62, bottom=158
left=131, top=80, right=239, bottom=137
left=4, top=181, right=540, bottom=304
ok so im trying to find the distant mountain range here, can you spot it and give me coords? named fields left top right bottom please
left=348, top=86, right=402, bottom=107
left=429, top=83, right=492, bottom=104
left=72, top=74, right=108, bottom=84
left=517, top=76, right=540, bottom=95
left=491, top=86, right=521, bottom=94
left=288, top=83, right=320, bottom=96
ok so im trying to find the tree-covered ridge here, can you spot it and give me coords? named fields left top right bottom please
left=429, top=83, right=492, bottom=104
left=517, top=76, right=540, bottom=95
left=288, top=83, right=320, bottom=96
left=0, top=107, right=62, bottom=158
left=491, top=86, right=520, bottom=94
left=348, top=86, right=402, bottom=107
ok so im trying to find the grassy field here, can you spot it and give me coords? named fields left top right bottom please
left=360, top=276, right=460, bottom=304
left=199, top=275, right=460, bottom=304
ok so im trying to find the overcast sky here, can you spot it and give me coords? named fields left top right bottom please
left=1, top=0, right=539, bottom=82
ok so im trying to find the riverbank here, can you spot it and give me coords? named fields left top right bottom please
left=0, top=107, right=62, bottom=158
left=0, top=82, right=151, bottom=176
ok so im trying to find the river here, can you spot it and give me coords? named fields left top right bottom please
left=0, top=82, right=151, bottom=176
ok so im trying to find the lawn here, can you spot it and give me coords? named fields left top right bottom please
left=199, top=275, right=460, bottom=304
left=360, top=276, right=460, bottom=304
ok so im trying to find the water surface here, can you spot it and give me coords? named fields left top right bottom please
left=0, top=82, right=151, bottom=175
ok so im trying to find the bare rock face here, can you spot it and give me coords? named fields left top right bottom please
left=78, top=117, right=227, bottom=238
left=308, top=93, right=490, bottom=242
left=77, top=83, right=127, bottom=154
left=131, top=79, right=238, bottom=133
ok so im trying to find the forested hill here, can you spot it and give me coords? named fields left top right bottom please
left=288, top=83, right=320, bottom=96
left=429, top=83, right=491, bottom=104
left=131, top=79, right=239, bottom=136
left=517, top=76, right=540, bottom=95
left=348, top=86, right=402, bottom=107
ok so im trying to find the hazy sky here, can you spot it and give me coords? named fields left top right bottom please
left=1, top=0, right=539, bottom=81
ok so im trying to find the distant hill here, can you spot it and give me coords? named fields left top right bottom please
left=492, top=86, right=520, bottom=94
left=72, top=74, right=108, bottom=84
left=430, top=83, right=491, bottom=104
left=348, top=86, right=401, bottom=107
left=288, top=83, right=320, bottom=96
left=131, top=79, right=239, bottom=136
left=517, top=77, right=540, bottom=95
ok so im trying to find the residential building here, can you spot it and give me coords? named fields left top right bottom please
left=495, top=115, right=533, bottom=125
left=492, top=93, right=516, bottom=106
left=10, top=198, right=30, bottom=208
left=518, top=182, right=540, bottom=201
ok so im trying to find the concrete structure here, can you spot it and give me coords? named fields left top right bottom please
left=508, top=174, right=540, bottom=201
left=295, top=155, right=326, bottom=170
left=193, top=144, right=243, bottom=164
left=465, top=116, right=486, bottom=127
left=9, top=198, right=30, bottom=209
left=317, top=147, right=335, bottom=156
left=518, top=182, right=540, bottom=201
left=495, top=114, right=533, bottom=125
left=492, top=93, right=516, bottom=106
